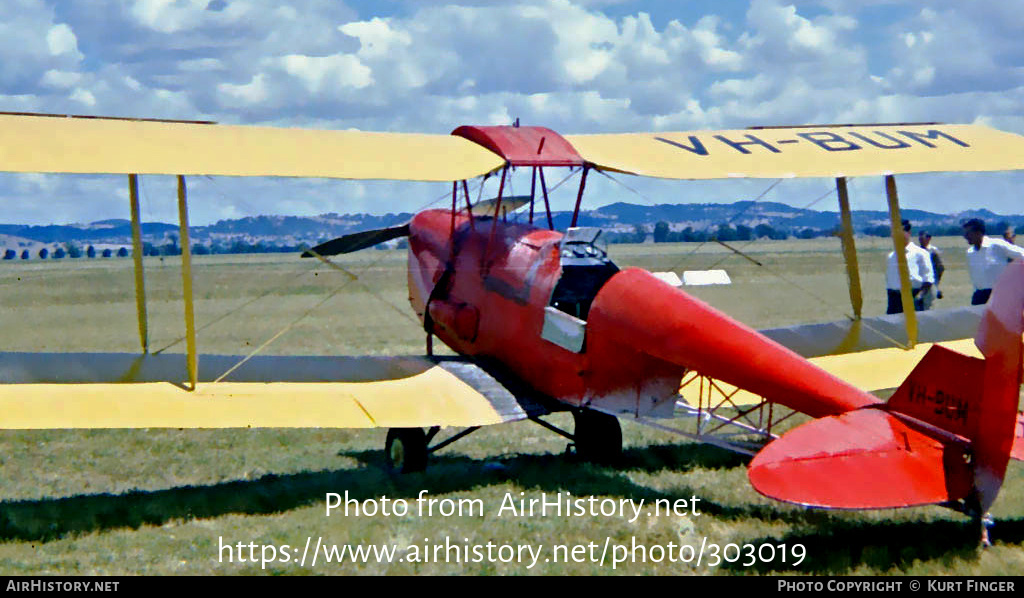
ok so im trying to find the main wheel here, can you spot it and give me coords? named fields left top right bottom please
left=385, top=428, right=428, bottom=473
left=572, top=409, right=622, bottom=463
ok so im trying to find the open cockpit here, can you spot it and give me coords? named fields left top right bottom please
left=542, top=228, right=619, bottom=352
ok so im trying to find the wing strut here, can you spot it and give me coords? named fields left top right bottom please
left=886, top=175, right=917, bottom=346
left=834, top=177, right=863, bottom=319
left=486, top=166, right=508, bottom=251
left=570, top=165, right=590, bottom=228
left=538, top=168, right=554, bottom=230
left=128, top=174, right=149, bottom=354
left=176, top=175, right=198, bottom=390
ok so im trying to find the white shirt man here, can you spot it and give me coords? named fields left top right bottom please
left=965, top=235, right=1024, bottom=304
left=886, top=241, right=935, bottom=314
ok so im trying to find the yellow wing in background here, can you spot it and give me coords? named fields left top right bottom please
left=0, top=113, right=505, bottom=181
left=679, top=339, right=983, bottom=408
left=679, top=307, right=986, bottom=406
left=567, top=123, right=1024, bottom=179
left=0, top=353, right=543, bottom=429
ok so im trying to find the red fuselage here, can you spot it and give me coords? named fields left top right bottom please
left=407, top=209, right=878, bottom=419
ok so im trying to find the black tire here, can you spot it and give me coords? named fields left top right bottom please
left=572, top=409, right=622, bottom=463
left=385, top=428, right=428, bottom=473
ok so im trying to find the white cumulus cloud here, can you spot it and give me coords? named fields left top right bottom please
left=280, top=54, right=373, bottom=93
left=46, top=23, right=82, bottom=58
left=217, top=73, right=269, bottom=107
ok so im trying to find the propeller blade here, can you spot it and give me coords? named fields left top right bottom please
left=301, top=195, right=528, bottom=258
left=301, top=223, right=410, bottom=257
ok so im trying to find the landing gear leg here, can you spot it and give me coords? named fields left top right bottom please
left=383, top=426, right=479, bottom=473
left=385, top=428, right=428, bottom=473
left=572, top=409, right=622, bottom=463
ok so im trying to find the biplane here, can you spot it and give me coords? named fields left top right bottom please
left=1, top=113, right=1023, bottom=544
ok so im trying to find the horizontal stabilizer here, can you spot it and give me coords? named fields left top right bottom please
left=749, top=408, right=971, bottom=509
left=301, top=223, right=409, bottom=257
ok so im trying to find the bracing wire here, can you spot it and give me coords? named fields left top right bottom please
left=189, top=178, right=484, bottom=379
left=661, top=178, right=784, bottom=273
left=593, top=172, right=910, bottom=349
left=705, top=184, right=837, bottom=270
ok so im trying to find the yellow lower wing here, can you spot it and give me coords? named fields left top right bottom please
left=0, top=353, right=539, bottom=429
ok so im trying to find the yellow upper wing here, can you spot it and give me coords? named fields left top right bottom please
left=0, top=113, right=505, bottom=181
left=5, top=116, right=1024, bottom=182
left=567, top=123, right=1024, bottom=179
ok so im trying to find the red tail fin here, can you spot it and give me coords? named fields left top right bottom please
left=884, top=345, right=983, bottom=442
left=750, top=262, right=1024, bottom=510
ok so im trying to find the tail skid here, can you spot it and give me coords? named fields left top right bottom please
left=750, top=262, right=1024, bottom=511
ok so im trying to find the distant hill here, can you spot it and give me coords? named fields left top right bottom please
left=0, top=221, right=178, bottom=243
left=2, top=201, right=1022, bottom=257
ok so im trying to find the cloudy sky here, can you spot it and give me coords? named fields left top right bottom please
left=2, top=0, right=1023, bottom=225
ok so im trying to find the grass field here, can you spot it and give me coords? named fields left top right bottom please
left=0, top=236, right=1022, bottom=575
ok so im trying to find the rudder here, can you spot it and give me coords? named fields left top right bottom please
left=967, top=261, right=1024, bottom=510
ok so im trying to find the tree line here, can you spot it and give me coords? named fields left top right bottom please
left=3, top=245, right=130, bottom=260
left=609, top=220, right=1024, bottom=244
left=605, top=222, right=801, bottom=244
left=2, top=239, right=319, bottom=260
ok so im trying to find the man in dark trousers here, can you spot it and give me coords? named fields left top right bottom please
left=918, top=230, right=944, bottom=302
left=963, top=218, right=1024, bottom=304
left=886, top=220, right=934, bottom=314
